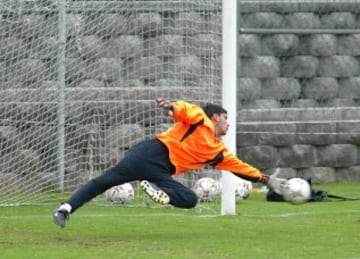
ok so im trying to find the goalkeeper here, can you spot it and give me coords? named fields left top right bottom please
left=54, top=98, right=286, bottom=228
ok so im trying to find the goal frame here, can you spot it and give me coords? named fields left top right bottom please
left=221, top=0, right=238, bottom=215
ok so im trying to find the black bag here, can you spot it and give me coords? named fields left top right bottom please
left=266, top=177, right=358, bottom=202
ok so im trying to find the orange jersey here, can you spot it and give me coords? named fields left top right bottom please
left=155, top=101, right=262, bottom=182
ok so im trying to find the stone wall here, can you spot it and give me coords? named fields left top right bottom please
left=235, top=1, right=360, bottom=182
left=237, top=108, right=360, bottom=182
left=238, top=1, right=360, bottom=109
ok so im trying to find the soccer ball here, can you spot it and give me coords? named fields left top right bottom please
left=235, top=178, right=253, bottom=203
left=193, top=177, right=219, bottom=202
left=105, top=183, right=135, bottom=205
left=282, top=178, right=311, bottom=204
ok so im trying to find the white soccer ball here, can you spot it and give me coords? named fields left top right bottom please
left=282, top=178, right=311, bottom=204
left=105, top=183, right=135, bottom=205
left=193, top=177, right=219, bottom=202
left=235, top=178, right=253, bottom=203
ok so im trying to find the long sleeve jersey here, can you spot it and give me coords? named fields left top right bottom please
left=155, top=101, right=263, bottom=183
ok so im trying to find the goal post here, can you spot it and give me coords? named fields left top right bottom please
left=57, top=0, right=67, bottom=193
left=221, top=0, right=238, bottom=215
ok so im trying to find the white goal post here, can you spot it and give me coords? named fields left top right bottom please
left=221, top=0, right=238, bottom=215
left=0, top=0, right=239, bottom=211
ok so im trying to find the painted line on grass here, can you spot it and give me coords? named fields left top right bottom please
left=1, top=209, right=359, bottom=220
left=241, top=209, right=360, bottom=218
left=0, top=213, right=220, bottom=220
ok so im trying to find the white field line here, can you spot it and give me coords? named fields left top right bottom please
left=0, top=209, right=359, bottom=220
left=241, top=209, right=360, bottom=218
left=0, top=213, right=218, bottom=220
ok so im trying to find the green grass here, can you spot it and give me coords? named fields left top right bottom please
left=0, top=183, right=359, bottom=259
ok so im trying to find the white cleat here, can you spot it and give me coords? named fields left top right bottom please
left=53, top=209, right=70, bottom=228
left=140, top=180, right=170, bottom=205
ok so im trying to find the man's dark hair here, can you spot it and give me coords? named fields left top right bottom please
left=202, top=104, right=227, bottom=119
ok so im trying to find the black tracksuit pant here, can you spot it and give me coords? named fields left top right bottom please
left=66, top=139, right=198, bottom=212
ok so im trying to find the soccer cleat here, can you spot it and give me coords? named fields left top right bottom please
left=140, top=180, right=170, bottom=205
left=53, top=209, right=70, bottom=228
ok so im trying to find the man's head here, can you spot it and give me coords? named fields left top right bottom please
left=202, top=104, right=227, bottom=119
left=202, top=104, right=229, bottom=137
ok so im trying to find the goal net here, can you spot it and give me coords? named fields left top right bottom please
left=0, top=0, right=223, bottom=207
left=3, top=0, right=359, bottom=210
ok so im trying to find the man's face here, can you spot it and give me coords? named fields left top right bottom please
left=213, top=113, right=229, bottom=137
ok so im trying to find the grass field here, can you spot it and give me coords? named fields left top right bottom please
left=0, top=183, right=359, bottom=259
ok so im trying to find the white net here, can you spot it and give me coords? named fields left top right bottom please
left=2, top=0, right=360, bottom=208
left=0, top=0, right=223, bottom=206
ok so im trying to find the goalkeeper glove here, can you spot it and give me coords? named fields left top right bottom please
left=259, top=169, right=286, bottom=195
left=156, top=98, right=174, bottom=116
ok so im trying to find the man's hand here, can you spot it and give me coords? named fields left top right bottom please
left=261, top=168, right=287, bottom=195
left=156, top=98, right=174, bottom=116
